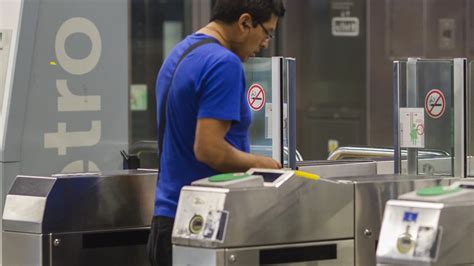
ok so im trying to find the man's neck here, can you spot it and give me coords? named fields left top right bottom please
left=197, top=21, right=232, bottom=50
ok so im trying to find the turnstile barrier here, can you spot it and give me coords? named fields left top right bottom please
left=377, top=179, right=474, bottom=265
left=172, top=163, right=454, bottom=266
left=2, top=170, right=156, bottom=266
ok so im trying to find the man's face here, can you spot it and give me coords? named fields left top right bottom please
left=239, top=14, right=278, bottom=61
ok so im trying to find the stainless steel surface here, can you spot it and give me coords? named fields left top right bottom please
left=3, top=170, right=156, bottom=233
left=377, top=180, right=474, bottom=265
left=4, top=228, right=151, bottom=266
left=173, top=162, right=453, bottom=266
left=352, top=175, right=454, bottom=266
left=173, top=170, right=354, bottom=248
left=3, top=170, right=156, bottom=266
left=299, top=160, right=377, bottom=178
left=3, top=194, right=47, bottom=232
left=175, top=239, right=354, bottom=266
left=228, top=254, right=236, bottom=263
left=226, top=239, right=354, bottom=266
left=3, top=231, right=45, bottom=265
left=376, top=160, right=395, bottom=175
left=49, top=229, right=150, bottom=266
left=173, top=246, right=225, bottom=266
left=225, top=239, right=354, bottom=266
left=364, top=229, right=373, bottom=237
left=454, top=58, right=467, bottom=177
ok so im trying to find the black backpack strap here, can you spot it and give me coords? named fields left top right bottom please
left=157, top=38, right=219, bottom=166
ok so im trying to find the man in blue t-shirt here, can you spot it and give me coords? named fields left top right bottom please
left=147, top=1, right=285, bottom=265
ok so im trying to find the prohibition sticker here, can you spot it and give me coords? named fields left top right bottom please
left=416, top=124, right=424, bottom=135
left=247, top=84, right=265, bottom=111
left=425, top=89, right=445, bottom=119
left=400, top=108, right=425, bottom=148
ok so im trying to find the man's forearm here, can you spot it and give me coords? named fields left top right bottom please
left=195, top=139, right=280, bottom=172
left=194, top=118, right=281, bottom=172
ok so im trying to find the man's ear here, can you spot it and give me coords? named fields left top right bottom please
left=238, top=13, right=253, bottom=32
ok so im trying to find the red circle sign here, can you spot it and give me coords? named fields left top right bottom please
left=425, top=89, right=446, bottom=119
left=247, top=84, right=265, bottom=111
left=416, top=124, right=424, bottom=135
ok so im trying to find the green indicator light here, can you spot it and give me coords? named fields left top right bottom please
left=417, top=186, right=462, bottom=197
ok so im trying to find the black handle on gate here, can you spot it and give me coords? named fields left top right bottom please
left=121, top=150, right=141, bottom=170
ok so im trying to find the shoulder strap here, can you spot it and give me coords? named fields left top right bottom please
left=158, top=38, right=219, bottom=166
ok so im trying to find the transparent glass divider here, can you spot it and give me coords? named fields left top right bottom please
left=395, top=58, right=466, bottom=177
left=469, top=61, right=474, bottom=176
left=284, top=58, right=297, bottom=169
left=453, top=58, right=467, bottom=177
left=244, top=57, right=284, bottom=167
left=244, top=57, right=297, bottom=169
left=406, top=58, right=419, bottom=175
left=270, top=57, right=283, bottom=165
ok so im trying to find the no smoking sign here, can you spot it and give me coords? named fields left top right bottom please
left=425, top=89, right=445, bottom=119
left=247, top=84, right=265, bottom=111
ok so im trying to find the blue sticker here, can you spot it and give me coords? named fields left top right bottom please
left=403, top=212, right=418, bottom=222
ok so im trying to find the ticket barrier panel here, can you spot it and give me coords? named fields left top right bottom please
left=2, top=170, right=156, bottom=266
left=172, top=165, right=453, bottom=266
left=377, top=179, right=474, bottom=265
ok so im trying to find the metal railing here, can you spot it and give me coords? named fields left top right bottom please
left=328, top=146, right=450, bottom=161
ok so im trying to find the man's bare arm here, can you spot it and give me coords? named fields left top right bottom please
left=194, top=118, right=281, bottom=172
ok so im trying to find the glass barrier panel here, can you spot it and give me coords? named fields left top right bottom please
left=415, top=60, right=454, bottom=176
left=244, top=58, right=275, bottom=159
left=469, top=61, right=474, bottom=176
left=396, top=59, right=455, bottom=176
left=282, top=59, right=289, bottom=166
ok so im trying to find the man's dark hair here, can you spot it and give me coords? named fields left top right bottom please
left=211, top=0, right=285, bottom=26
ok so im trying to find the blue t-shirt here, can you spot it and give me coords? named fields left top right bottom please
left=154, top=33, right=251, bottom=218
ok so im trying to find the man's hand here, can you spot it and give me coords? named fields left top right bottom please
left=254, top=154, right=282, bottom=169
